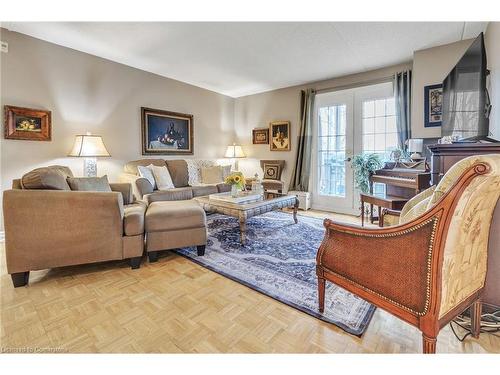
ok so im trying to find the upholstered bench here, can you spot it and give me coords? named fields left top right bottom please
left=145, top=200, right=207, bottom=262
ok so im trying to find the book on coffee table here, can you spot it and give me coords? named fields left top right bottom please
left=209, top=191, right=263, bottom=204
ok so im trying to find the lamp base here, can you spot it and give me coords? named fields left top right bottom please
left=84, top=157, right=97, bottom=177
left=410, top=152, right=423, bottom=161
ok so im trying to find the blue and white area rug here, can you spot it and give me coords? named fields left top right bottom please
left=177, top=211, right=375, bottom=336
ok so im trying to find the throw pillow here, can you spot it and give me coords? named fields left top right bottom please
left=201, top=166, right=223, bottom=184
left=399, top=196, right=431, bottom=224
left=221, top=164, right=232, bottom=180
left=137, top=164, right=157, bottom=190
left=263, top=163, right=281, bottom=181
left=186, top=159, right=217, bottom=186
left=67, top=175, right=112, bottom=192
left=21, top=165, right=74, bottom=190
left=151, top=165, right=175, bottom=190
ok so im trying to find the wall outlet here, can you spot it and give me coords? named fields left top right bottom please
left=1, top=41, right=8, bottom=53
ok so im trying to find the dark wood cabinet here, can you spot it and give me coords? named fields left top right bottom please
left=428, top=142, right=500, bottom=307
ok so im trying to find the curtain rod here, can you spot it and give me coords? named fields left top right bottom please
left=315, top=75, right=395, bottom=94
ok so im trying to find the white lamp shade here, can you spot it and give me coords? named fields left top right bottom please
left=408, top=138, right=423, bottom=153
left=68, top=134, right=111, bottom=157
left=224, top=144, right=245, bottom=158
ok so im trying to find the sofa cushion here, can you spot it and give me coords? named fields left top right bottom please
left=191, top=185, right=218, bottom=197
left=123, top=201, right=147, bottom=236
left=67, top=175, right=112, bottom=192
left=21, top=165, right=74, bottom=190
left=146, top=200, right=206, bottom=232
left=151, top=165, right=175, bottom=190
left=137, top=165, right=157, bottom=190
left=123, top=159, right=166, bottom=175
left=201, top=166, right=223, bottom=184
left=217, top=183, right=231, bottom=193
left=144, top=187, right=194, bottom=204
left=165, top=159, right=189, bottom=187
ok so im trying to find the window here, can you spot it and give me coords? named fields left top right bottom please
left=362, top=97, right=398, bottom=161
left=362, top=97, right=397, bottom=195
left=318, top=105, right=346, bottom=197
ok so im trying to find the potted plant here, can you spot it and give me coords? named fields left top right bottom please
left=352, top=153, right=383, bottom=194
left=224, top=172, right=245, bottom=197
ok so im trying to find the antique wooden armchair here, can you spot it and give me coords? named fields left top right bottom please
left=316, top=155, right=500, bottom=353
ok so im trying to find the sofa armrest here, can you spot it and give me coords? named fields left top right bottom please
left=3, top=189, right=125, bottom=273
left=110, top=183, right=134, bottom=205
left=119, top=173, right=153, bottom=200
left=317, top=217, right=439, bottom=316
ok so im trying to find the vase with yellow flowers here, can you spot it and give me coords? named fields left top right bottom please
left=224, top=172, right=245, bottom=198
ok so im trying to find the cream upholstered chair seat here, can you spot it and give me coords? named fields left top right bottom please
left=316, top=154, right=500, bottom=353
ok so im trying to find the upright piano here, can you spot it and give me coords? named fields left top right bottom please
left=370, top=160, right=432, bottom=198
left=360, top=160, right=431, bottom=227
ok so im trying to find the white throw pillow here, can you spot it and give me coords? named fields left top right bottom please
left=137, top=165, right=157, bottom=190
left=151, top=165, right=175, bottom=190
left=186, top=159, right=217, bottom=186
left=221, top=164, right=232, bottom=179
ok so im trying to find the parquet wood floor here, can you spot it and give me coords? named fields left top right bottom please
left=1, top=210, right=499, bottom=353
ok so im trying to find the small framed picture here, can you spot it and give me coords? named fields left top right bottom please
left=141, top=107, right=194, bottom=155
left=424, top=84, right=443, bottom=127
left=4, top=105, right=52, bottom=141
left=252, top=128, right=269, bottom=144
left=269, top=121, right=290, bottom=151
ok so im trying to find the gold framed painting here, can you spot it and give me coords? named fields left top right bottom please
left=4, top=105, right=52, bottom=141
left=269, top=121, right=290, bottom=151
left=141, top=107, right=194, bottom=155
left=252, top=128, right=269, bottom=144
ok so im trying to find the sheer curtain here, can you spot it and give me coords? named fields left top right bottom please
left=394, top=70, right=412, bottom=149
left=289, top=89, right=315, bottom=192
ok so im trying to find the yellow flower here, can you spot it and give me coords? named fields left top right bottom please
left=233, top=175, right=241, bottom=183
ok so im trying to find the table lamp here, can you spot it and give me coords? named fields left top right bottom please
left=224, top=143, right=246, bottom=171
left=408, top=138, right=424, bottom=161
left=68, top=132, right=111, bottom=177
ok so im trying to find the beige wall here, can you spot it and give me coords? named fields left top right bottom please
left=234, top=63, right=411, bottom=190
left=411, top=39, right=474, bottom=139
left=485, top=22, right=500, bottom=140
left=0, top=29, right=235, bottom=227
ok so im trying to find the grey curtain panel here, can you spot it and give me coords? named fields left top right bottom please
left=394, top=70, right=412, bottom=150
left=289, top=89, right=315, bottom=192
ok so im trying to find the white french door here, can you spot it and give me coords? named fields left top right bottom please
left=311, top=81, right=395, bottom=214
left=312, top=89, right=355, bottom=214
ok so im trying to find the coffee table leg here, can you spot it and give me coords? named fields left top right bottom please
left=293, top=198, right=298, bottom=224
left=239, top=216, right=246, bottom=245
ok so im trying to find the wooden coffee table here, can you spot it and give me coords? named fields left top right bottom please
left=194, top=193, right=299, bottom=245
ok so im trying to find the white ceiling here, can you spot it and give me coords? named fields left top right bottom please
left=2, top=22, right=488, bottom=97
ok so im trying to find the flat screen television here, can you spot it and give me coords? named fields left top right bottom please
left=441, top=32, right=494, bottom=141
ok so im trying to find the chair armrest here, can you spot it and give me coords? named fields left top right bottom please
left=317, top=217, right=439, bottom=316
left=110, top=182, right=134, bottom=205
left=3, top=189, right=125, bottom=273
left=119, top=173, right=153, bottom=200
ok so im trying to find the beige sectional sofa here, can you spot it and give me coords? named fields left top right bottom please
left=3, top=160, right=231, bottom=288
left=3, top=166, right=146, bottom=287
left=120, top=159, right=231, bottom=203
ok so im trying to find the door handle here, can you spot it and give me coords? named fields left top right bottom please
left=344, top=157, right=352, bottom=162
